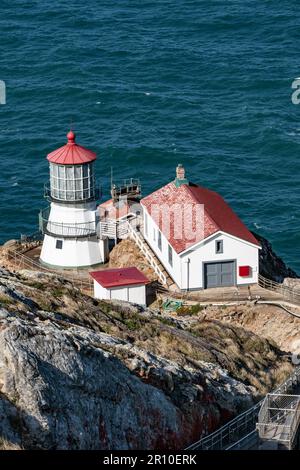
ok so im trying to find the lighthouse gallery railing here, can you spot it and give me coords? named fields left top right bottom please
left=39, top=207, right=97, bottom=239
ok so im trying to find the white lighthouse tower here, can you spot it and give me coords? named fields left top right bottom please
left=40, top=130, right=108, bottom=268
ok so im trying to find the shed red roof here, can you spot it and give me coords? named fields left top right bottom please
left=141, top=181, right=260, bottom=254
left=90, top=267, right=149, bottom=288
left=47, top=131, right=97, bottom=165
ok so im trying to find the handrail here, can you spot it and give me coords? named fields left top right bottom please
left=186, top=401, right=262, bottom=450
left=126, top=221, right=167, bottom=286
left=258, top=274, right=300, bottom=305
left=7, top=249, right=93, bottom=293
left=39, top=207, right=97, bottom=239
left=186, top=366, right=300, bottom=450
left=257, top=393, right=300, bottom=449
left=225, top=430, right=259, bottom=450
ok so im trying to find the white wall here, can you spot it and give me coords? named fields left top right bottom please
left=93, top=281, right=146, bottom=305
left=142, top=206, right=182, bottom=287
left=141, top=205, right=259, bottom=290
left=40, top=235, right=107, bottom=268
left=181, top=232, right=259, bottom=290
left=40, top=200, right=109, bottom=268
left=48, top=201, right=97, bottom=225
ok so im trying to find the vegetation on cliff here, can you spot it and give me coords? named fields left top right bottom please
left=0, top=266, right=293, bottom=450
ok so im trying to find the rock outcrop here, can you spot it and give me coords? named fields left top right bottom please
left=283, top=278, right=300, bottom=292
left=109, top=238, right=159, bottom=282
left=253, top=232, right=298, bottom=282
left=0, top=267, right=293, bottom=450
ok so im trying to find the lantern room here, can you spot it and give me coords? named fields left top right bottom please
left=46, top=131, right=98, bottom=203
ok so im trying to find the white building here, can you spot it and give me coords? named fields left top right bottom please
left=141, top=164, right=261, bottom=290
left=40, top=131, right=108, bottom=268
left=90, top=267, right=149, bottom=305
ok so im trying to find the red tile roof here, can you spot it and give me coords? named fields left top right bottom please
left=90, top=267, right=149, bottom=288
left=141, top=182, right=260, bottom=254
left=47, top=131, right=96, bottom=165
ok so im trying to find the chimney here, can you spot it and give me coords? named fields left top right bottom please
left=174, top=163, right=189, bottom=187
left=176, top=164, right=185, bottom=180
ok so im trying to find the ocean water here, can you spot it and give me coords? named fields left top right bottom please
left=0, top=0, right=299, bottom=272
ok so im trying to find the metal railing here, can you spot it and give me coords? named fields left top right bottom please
left=186, top=401, right=262, bottom=450
left=127, top=221, right=168, bottom=286
left=186, top=366, right=300, bottom=451
left=111, top=178, right=141, bottom=201
left=6, top=249, right=93, bottom=294
left=226, top=430, right=260, bottom=450
left=257, top=393, right=300, bottom=450
left=99, top=217, right=132, bottom=240
left=258, top=274, right=300, bottom=306
left=39, top=207, right=97, bottom=239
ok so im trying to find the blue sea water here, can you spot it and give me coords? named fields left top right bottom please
left=0, top=0, right=299, bottom=272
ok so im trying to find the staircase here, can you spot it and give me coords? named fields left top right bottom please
left=186, top=366, right=300, bottom=451
left=126, top=221, right=176, bottom=289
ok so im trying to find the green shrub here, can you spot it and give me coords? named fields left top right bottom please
left=0, top=294, right=13, bottom=306
left=176, top=303, right=203, bottom=316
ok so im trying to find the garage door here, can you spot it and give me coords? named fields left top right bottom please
left=204, top=261, right=235, bottom=288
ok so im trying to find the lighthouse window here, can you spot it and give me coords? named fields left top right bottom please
left=66, top=166, right=75, bottom=200
left=56, top=240, right=63, bottom=250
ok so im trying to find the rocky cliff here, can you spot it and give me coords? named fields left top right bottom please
left=253, top=232, right=298, bottom=282
left=0, top=266, right=292, bottom=450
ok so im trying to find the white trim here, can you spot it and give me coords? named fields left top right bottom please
left=179, top=230, right=261, bottom=257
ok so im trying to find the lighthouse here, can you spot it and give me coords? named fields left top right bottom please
left=39, top=131, right=108, bottom=268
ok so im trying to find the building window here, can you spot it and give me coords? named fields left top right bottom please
left=158, top=230, right=162, bottom=251
left=168, top=244, right=173, bottom=267
left=144, top=213, right=148, bottom=236
left=153, top=228, right=156, bottom=241
left=56, top=240, right=63, bottom=250
left=216, top=240, right=223, bottom=254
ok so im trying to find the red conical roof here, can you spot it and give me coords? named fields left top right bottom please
left=47, top=131, right=97, bottom=165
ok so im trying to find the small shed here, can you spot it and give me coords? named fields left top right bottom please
left=90, top=267, right=149, bottom=306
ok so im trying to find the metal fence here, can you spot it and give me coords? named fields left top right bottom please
left=186, top=366, right=300, bottom=451
left=258, top=274, right=300, bottom=306
left=6, top=249, right=93, bottom=294
left=39, top=207, right=97, bottom=238
left=257, top=393, right=300, bottom=450
left=186, top=401, right=262, bottom=450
